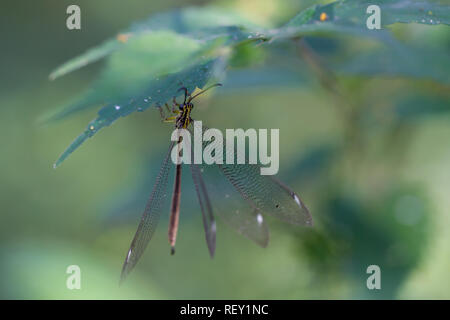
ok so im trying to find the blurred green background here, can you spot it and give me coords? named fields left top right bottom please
left=0, top=0, right=449, bottom=299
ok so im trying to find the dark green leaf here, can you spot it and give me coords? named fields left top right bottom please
left=45, top=31, right=205, bottom=122
left=285, top=1, right=449, bottom=28
left=53, top=58, right=224, bottom=168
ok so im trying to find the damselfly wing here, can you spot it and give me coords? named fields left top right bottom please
left=190, top=162, right=216, bottom=257
left=196, top=160, right=270, bottom=248
left=197, top=125, right=313, bottom=227
left=120, top=142, right=174, bottom=283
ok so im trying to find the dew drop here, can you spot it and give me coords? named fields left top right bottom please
left=256, top=213, right=263, bottom=225
left=126, top=249, right=132, bottom=262
left=293, top=194, right=302, bottom=208
left=114, top=105, right=121, bottom=110
left=89, top=125, right=95, bottom=130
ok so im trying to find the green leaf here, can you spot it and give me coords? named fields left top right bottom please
left=49, top=1, right=448, bottom=82
left=45, top=31, right=209, bottom=122
left=336, top=0, right=450, bottom=26
left=49, top=39, right=124, bottom=80
left=49, top=7, right=260, bottom=81
left=42, top=31, right=239, bottom=122
left=284, top=5, right=317, bottom=27
left=45, top=30, right=261, bottom=123
left=129, top=6, right=261, bottom=34
left=274, top=0, right=449, bottom=40
left=286, top=1, right=449, bottom=28
left=273, top=3, right=391, bottom=43
left=53, top=58, right=224, bottom=168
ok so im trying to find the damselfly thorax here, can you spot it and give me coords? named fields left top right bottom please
left=161, top=85, right=220, bottom=130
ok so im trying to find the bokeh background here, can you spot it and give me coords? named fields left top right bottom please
left=1, top=0, right=449, bottom=299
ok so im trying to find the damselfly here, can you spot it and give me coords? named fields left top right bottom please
left=120, top=84, right=313, bottom=282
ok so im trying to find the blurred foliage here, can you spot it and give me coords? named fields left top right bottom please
left=0, top=0, right=449, bottom=299
left=47, top=0, right=449, bottom=168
